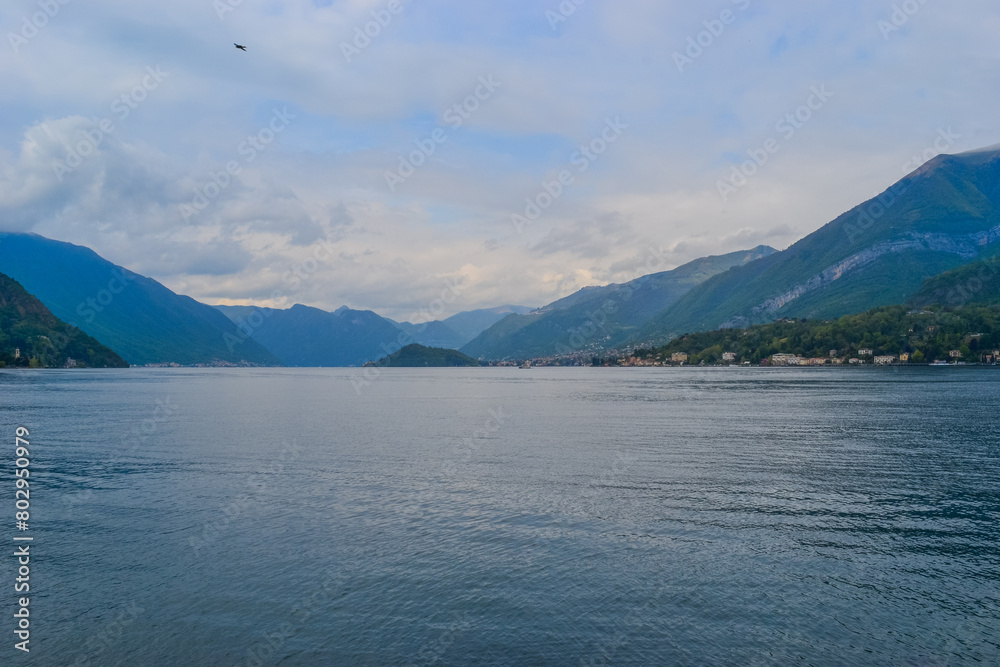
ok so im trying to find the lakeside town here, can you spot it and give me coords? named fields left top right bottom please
left=493, top=347, right=1000, bottom=368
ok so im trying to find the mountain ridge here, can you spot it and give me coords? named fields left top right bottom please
left=461, top=245, right=776, bottom=360
left=0, top=233, right=281, bottom=366
left=636, top=147, right=1000, bottom=343
left=0, top=270, right=128, bottom=368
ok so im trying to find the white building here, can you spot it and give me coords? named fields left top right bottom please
left=770, top=354, right=801, bottom=366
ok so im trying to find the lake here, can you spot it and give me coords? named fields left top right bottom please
left=1, top=367, right=998, bottom=665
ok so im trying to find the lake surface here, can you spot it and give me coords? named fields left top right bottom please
left=1, top=367, right=998, bottom=665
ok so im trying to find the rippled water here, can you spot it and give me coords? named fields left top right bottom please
left=1, top=367, right=998, bottom=665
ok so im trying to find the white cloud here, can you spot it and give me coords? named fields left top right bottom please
left=1, top=0, right=999, bottom=320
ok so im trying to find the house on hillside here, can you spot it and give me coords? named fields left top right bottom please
left=858, top=348, right=874, bottom=356
left=874, top=355, right=896, bottom=365
left=671, top=352, right=688, bottom=364
left=770, top=354, right=801, bottom=366
left=722, top=352, right=737, bottom=362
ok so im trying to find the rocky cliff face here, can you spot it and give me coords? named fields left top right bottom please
left=723, top=223, right=1000, bottom=327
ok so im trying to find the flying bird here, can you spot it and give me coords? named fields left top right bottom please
left=234, top=43, right=247, bottom=51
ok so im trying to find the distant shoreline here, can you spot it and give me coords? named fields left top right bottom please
left=4, top=363, right=998, bottom=371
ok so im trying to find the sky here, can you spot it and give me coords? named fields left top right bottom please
left=1, top=0, right=998, bottom=321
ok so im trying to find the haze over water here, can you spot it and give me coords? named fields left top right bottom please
left=1, top=367, right=998, bottom=665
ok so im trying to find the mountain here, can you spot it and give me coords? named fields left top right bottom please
left=216, top=304, right=405, bottom=367
left=460, top=246, right=776, bottom=361
left=0, top=271, right=128, bottom=368
left=646, top=304, right=1000, bottom=366
left=442, top=305, right=535, bottom=344
left=907, top=255, right=1000, bottom=308
left=388, top=319, right=467, bottom=349
left=372, top=344, right=481, bottom=367
left=215, top=303, right=535, bottom=366
left=387, top=306, right=536, bottom=349
left=638, top=146, right=1000, bottom=343
left=0, top=233, right=280, bottom=366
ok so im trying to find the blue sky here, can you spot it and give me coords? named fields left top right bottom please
left=1, top=0, right=998, bottom=320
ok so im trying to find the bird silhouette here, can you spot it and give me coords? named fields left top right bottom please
left=234, top=43, right=247, bottom=51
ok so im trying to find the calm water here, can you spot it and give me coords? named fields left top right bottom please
left=1, top=367, right=998, bottom=665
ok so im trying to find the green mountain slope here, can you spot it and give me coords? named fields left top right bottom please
left=442, top=305, right=535, bottom=344
left=373, top=344, right=481, bottom=367
left=639, top=146, right=1000, bottom=342
left=0, top=233, right=280, bottom=366
left=647, top=304, right=1000, bottom=365
left=0, top=272, right=128, bottom=368
left=907, top=255, right=1000, bottom=308
left=461, top=246, right=775, bottom=361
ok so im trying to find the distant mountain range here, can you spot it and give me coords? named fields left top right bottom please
left=0, top=232, right=531, bottom=367
left=215, top=303, right=533, bottom=367
left=460, top=246, right=776, bottom=361
left=2, top=145, right=998, bottom=366
left=0, top=271, right=127, bottom=368
left=635, top=146, right=1000, bottom=344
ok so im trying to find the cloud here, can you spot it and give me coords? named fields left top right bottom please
left=530, top=213, right=638, bottom=259
left=1, top=0, right=998, bottom=319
